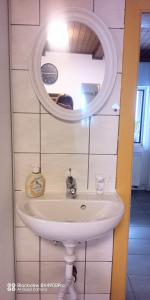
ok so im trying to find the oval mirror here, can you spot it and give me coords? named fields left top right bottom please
left=30, top=8, right=117, bottom=121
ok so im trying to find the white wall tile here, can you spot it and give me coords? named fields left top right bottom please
left=10, top=0, right=39, bottom=25
left=95, top=0, right=125, bottom=28
left=15, top=191, right=26, bottom=226
left=90, top=116, right=119, bottom=154
left=41, top=296, right=55, bottom=300
left=100, top=74, right=121, bottom=115
left=87, top=231, right=113, bottom=261
left=41, top=154, right=88, bottom=192
left=15, top=228, right=39, bottom=261
left=89, top=155, right=117, bottom=192
left=110, top=29, right=124, bottom=73
left=11, top=70, right=40, bottom=113
left=11, top=26, right=39, bottom=69
left=41, top=115, right=89, bottom=153
left=41, top=238, right=85, bottom=261
left=41, top=262, right=84, bottom=293
left=14, top=153, right=40, bottom=190
left=85, top=262, right=112, bottom=293
left=41, top=294, right=84, bottom=300
left=0, top=1, right=14, bottom=295
left=85, top=295, right=110, bottom=300
left=40, top=0, right=93, bottom=24
left=41, top=105, right=48, bottom=114
left=13, top=114, right=40, bottom=153
left=16, top=295, right=39, bottom=300
left=16, top=262, right=39, bottom=291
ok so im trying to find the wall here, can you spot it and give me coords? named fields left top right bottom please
left=10, top=0, right=125, bottom=300
left=132, top=63, right=150, bottom=189
left=138, top=62, right=150, bottom=85
left=0, top=0, right=15, bottom=299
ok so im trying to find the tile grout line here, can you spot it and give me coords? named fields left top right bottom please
left=11, top=23, right=40, bottom=26
left=16, top=292, right=110, bottom=295
left=12, top=68, right=28, bottom=71
left=12, top=111, right=120, bottom=117
left=16, top=260, right=112, bottom=263
left=127, top=275, right=138, bottom=300
left=39, top=3, right=41, bottom=297
left=39, top=104, right=42, bottom=169
left=87, top=117, right=91, bottom=190
left=129, top=238, right=150, bottom=240
left=109, top=27, right=124, bottom=30
left=110, top=230, right=115, bottom=300
left=14, top=152, right=40, bottom=154
left=13, top=112, right=41, bottom=114
left=128, top=254, right=150, bottom=256
left=83, top=242, right=87, bottom=299
left=39, top=237, right=41, bottom=300
left=39, top=0, right=41, bottom=26
left=127, top=274, right=150, bottom=277
left=14, top=152, right=118, bottom=155
left=8, top=2, right=17, bottom=299
left=115, top=109, right=120, bottom=191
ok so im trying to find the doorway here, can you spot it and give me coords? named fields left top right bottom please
left=111, top=1, right=150, bottom=300
left=126, top=14, right=150, bottom=300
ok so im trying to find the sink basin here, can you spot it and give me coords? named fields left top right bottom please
left=17, top=192, right=124, bottom=299
left=17, top=192, right=124, bottom=243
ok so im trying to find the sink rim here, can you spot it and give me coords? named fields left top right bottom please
left=16, top=191, right=125, bottom=243
left=16, top=191, right=124, bottom=224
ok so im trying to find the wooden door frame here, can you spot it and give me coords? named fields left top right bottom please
left=111, top=1, right=150, bottom=300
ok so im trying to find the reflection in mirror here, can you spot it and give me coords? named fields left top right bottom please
left=40, top=19, right=105, bottom=111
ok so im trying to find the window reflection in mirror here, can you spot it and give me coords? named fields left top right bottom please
left=40, top=20, right=105, bottom=111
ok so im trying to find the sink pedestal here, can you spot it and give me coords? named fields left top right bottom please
left=58, top=243, right=78, bottom=300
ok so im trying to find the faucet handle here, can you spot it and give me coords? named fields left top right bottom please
left=68, top=168, right=73, bottom=184
left=67, top=168, right=76, bottom=186
left=69, top=168, right=72, bottom=176
left=66, top=168, right=77, bottom=198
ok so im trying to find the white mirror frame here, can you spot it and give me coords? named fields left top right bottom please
left=29, top=7, right=117, bottom=121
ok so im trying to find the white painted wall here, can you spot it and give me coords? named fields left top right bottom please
left=138, top=62, right=150, bottom=85
left=41, top=51, right=105, bottom=109
left=132, top=63, right=150, bottom=189
left=0, top=0, right=15, bottom=299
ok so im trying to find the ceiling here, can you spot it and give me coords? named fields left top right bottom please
left=140, top=14, right=150, bottom=61
left=140, top=28, right=150, bottom=61
left=67, top=21, right=104, bottom=59
left=43, top=21, right=104, bottom=60
left=43, top=16, right=150, bottom=62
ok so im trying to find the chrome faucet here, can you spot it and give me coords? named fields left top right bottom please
left=66, top=168, right=77, bottom=199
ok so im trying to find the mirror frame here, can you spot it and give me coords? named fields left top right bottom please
left=29, top=8, right=117, bottom=121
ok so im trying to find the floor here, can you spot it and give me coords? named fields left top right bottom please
left=126, top=190, right=150, bottom=300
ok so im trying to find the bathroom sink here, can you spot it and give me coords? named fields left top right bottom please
left=16, top=192, right=124, bottom=243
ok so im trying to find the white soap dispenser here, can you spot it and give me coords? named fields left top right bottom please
left=25, top=167, right=45, bottom=198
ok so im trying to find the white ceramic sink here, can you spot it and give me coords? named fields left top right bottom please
left=17, top=192, right=124, bottom=243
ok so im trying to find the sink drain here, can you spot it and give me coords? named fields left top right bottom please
left=80, top=204, right=86, bottom=210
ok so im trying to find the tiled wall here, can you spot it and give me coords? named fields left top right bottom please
left=0, top=0, right=15, bottom=299
left=10, top=0, right=125, bottom=300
